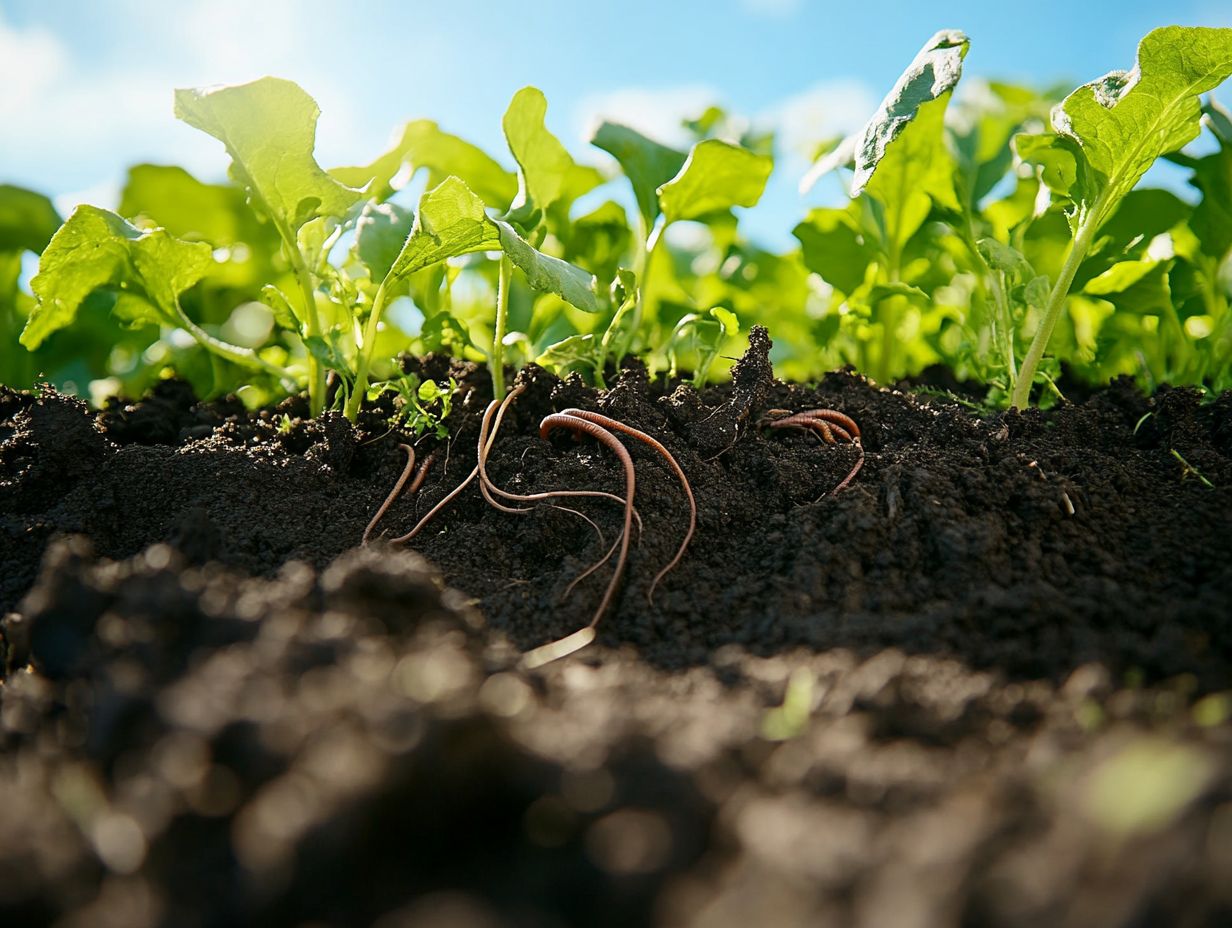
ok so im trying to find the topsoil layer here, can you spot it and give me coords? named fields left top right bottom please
left=2, top=327, right=1231, bottom=927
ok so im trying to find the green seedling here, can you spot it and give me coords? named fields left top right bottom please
left=8, top=26, right=1232, bottom=412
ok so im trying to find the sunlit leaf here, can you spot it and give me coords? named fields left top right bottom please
left=0, top=184, right=62, bottom=254
left=175, top=77, right=361, bottom=233
left=590, top=121, right=687, bottom=226
left=332, top=119, right=517, bottom=208
left=657, top=140, right=772, bottom=224
left=22, top=205, right=213, bottom=349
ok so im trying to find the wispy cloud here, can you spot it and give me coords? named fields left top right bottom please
left=0, top=3, right=369, bottom=207
left=758, top=78, right=876, bottom=161
left=573, top=84, right=722, bottom=149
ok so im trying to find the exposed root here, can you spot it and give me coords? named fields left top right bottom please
left=362, top=445, right=437, bottom=544
left=760, top=407, right=865, bottom=496
left=554, top=409, right=696, bottom=602
left=373, top=384, right=698, bottom=669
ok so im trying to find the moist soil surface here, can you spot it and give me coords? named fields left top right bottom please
left=2, top=326, right=1231, bottom=927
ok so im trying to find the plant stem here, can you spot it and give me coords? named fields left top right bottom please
left=345, top=280, right=390, bottom=421
left=490, top=255, right=513, bottom=401
left=1010, top=212, right=1101, bottom=408
left=621, top=218, right=664, bottom=363
left=271, top=218, right=326, bottom=417
left=875, top=244, right=904, bottom=385
left=171, top=302, right=297, bottom=390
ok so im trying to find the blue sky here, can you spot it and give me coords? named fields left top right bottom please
left=2, top=0, right=1229, bottom=246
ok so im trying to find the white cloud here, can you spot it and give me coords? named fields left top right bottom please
left=0, top=3, right=372, bottom=202
left=0, top=15, right=65, bottom=117
left=574, top=84, right=721, bottom=149
left=758, top=78, right=877, bottom=162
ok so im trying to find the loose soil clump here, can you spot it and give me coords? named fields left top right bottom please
left=2, top=328, right=1231, bottom=926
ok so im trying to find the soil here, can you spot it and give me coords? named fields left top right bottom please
left=2, top=326, right=1231, bottom=927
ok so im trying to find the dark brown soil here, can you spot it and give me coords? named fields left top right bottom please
left=2, top=327, right=1231, bottom=927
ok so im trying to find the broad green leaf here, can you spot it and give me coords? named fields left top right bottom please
left=118, top=165, right=249, bottom=244
left=0, top=185, right=62, bottom=254
left=537, top=332, right=597, bottom=371
left=851, top=30, right=969, bottom=198
left=978, top=238, right=1036, bottom=278
left=331, top=119, right=517, bottom=208
left=175, top=78, right=361, bottom=234
left=22, top=205, right=213, bottom=349
left=1095, top=189, right=1191, bottom=255
left=1014, top=133, right=1082, bottom=199
left=1187, top=139, right=1232, bottom=260
left=793, top=205, right=875, bottom=294
left=503, top=87, right=603, bottom=217
left=355, top=201, right=413, bottom=282
left=385, top=177, right=599, bottom=313
left=656, top=140, right=773, bottom=224
left=1083, top=258, right=1172, bottom=315
left=1052, top=26, right=1232, bottom=230
left=387, top=177, right=501, bottom=281
left=494, top=219, right=599, bottom=313
left=590, top=121, right=687, bottom=226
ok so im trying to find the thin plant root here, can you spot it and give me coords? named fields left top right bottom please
left=520, top=412, right=638, bottom=667
left=761, top=407, right=865, bottom=496
left=522, top=626, right=596, bottom=670
left=363, top=446, right=438, bottom=544
left=478, top=387, right=637, bottom=517
left=388, top=388, right=527, bottom=542
left=556, top=409, right=696, bottom=602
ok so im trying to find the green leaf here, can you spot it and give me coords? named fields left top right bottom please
left=1014, top=132, right=1082, bottom=199
left=1052, top=26, right=1232, bottom=231
left=259, top=283, right=300, bottom=330
left=793, top=204, right=875, bottom=294
left=710, top=306, right=739, bottom=336
left=1187, top=139, right=1232, bottom=260
left=175, top=78, right=361, bottom=234
left=355, top=201, right=414, bottom=282
left=387, top=177, right=501, bottom=282
left=590, top=121, right=687, bottom=227
left=0, top=184, right=62, bottom=254
left=503, top=87, right=603, bottom=218
left=851, top=29, right=969, bottom=199
left=303, top=332, right=352, bottom=374
left=536, top=332, right=597, bottom=372
left=119, top=165, right=248, bottom=244
left=866, top=281, right=929, bottom=303
left=494, top=220, right=600, bottom=313
left=331, top=119, right=517, bottom=208
left=1083, top=258, right=1173, bottom=314
left=385, top=177, right=598, bottom=313
left=656, top=139, right=773, bottom=224
left=22, top=205, right=213, bottom=349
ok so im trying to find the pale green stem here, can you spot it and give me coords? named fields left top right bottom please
left=875, top=245, right=904, bottom=385
left=344, top=280, right=390, bottom=421
left=271, top=218, right=326, bottom=417
left=171, top=301, right=297, bottom=390
left=1010, top=212, right=1102, bottom=409
left=490, top=255, right=513, bottom=401
left=621, top=217, right=665, bottom=362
